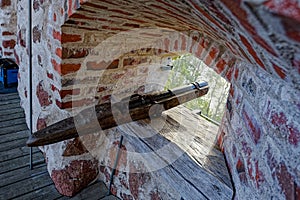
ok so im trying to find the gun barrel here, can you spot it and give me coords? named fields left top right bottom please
left=26, top=82, right=209, bottom=147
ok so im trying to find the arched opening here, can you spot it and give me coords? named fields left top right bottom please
left=166, top=54, right=230, bottom=123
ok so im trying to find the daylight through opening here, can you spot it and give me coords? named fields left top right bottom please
left=166, top=54, right=230, bottom=124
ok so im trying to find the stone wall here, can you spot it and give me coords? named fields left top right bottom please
left=4, top=0, right=300, bottom=199
left=0, top=0, right=17, bottom=59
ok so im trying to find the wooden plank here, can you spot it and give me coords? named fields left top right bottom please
left=0, top=162, right=47, bottom=187
left=0, top=151, right=44, bottom=174
left=13, top=184, right=62, bottom=200
left=0, top=171, right=54, bottom=199
left=0, top=123, right=28, bottom=135
left=0, top=137, right=27, bottom=152
left=0, top=117, right=25, bottom=128
left=0, top=98, right=20, bottom=106
left=0, top=111, right=25, bottom=122
left=0, top=107, right=23, bottom=116
left=0, top=102, right=21, bottom=110
left=0, top=146, right=39, bottom=162
left=0, top=130, right=29, bottom=144
left=117, top=106, right=233, bottom=199
left=0, top=93, right=19, bottom=101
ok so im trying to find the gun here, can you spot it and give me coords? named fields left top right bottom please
left=26, top=82, right=209, bottom=147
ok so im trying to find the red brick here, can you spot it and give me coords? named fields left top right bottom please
left=229, top=86, right=234, bottom=98
left=68, top=0, right=73, bottom=17
left=296, top=184, right=300, bottom=200
left=36, top=82, right=52, bottom=107
left=37, top=117, right=47, bottom=131
left=174, top=40, right=178, bottom=51
left=205, top=46, right=219, bottom=66
left=33, top=26, right=41, bottom=43
left=234, top=67, right=239, bottom=80
left=288, top=125, right=300, bottom=146
left=242, top=104, right=261, bottom=144
left=215, top=59, right=226, bottom=74
left=225, top=66, right=234, bottom=81
left=55, top=48, right=62, bottom=58
left=62, top=138, right=88, bottom=156
left=53, top=30, right=61, bottom=41
left=2, top=31, right=14, bottom=36
left=181, top=35, right=187, bottom=51
left=239, top=34, right=265, bottom=69
left=61, top=33, right=82, bottom=43
left=51, top=59, right=61, bottom=74
left=164, top=38, right=170, bottom=51
left=33, top=0, right=39, bottom=11
left=61, top=63, right=81, bottom=75
left=47, top=72, right=54, bottom=80
left=195, top=43, right=204, bottom=58
left=254, top=161, right=265, bottom=188
left=86, top=59, right=119, bottom=70
left=264, top=0, right=300, bottom=23
left=1, top=0, right=11, bottom=7
left=51, top=84, right=59, bottom=92
left=236, top=158, right=245, bottom=173
left=282, top=19, right=300, bottom=43
left=4, top=52, right=13, bottom=56
left=60, top=89, right=81, bottom=99
left=275, top=163, right=295, bottom=199
left=189, top=0, right=226, bottom=32
left=2, top=39, right=16, bottom=49
left=270, top=111, right=287, bottom=127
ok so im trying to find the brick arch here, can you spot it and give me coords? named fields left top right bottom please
left=12, top=0, right=300, bottom=198
left=57, top=1, right=300, bottom=199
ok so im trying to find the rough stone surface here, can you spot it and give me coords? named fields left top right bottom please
left=51, top=159, right=98, bottom=197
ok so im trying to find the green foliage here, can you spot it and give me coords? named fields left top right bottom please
left=165, top=54, right=230, bottom=123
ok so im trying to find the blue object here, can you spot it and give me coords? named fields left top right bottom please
left=0, top=58, right=19, bottom=88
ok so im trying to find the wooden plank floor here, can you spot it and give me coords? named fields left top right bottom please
left=0, top=92, right=118, bottom=200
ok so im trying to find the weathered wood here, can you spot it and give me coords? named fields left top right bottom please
left=0, top=145, right=39, bottom=162
left=0, top=130, right=29, bottom=144
left=0, top=137, right=27, bottom=152
left=0, top=92, right=119, bottom=200
left=0, top=117, right=26, bottom=128
left=13, top=184, right=63, bottom=200
left=0, top=172, right=54, bottom=199
left=27, top=83, right=209, bottom=146
left=0, top=107, right=23, bottom=116
left=117, top=106, right=233, bottom=199
left=0, top=97, right=20, bottom=105
left=0, top=123, right=28, bottom=135
left=0, top=102, right=21, bottom=109
left=0, top=163, right=47, bottom=187
left=0, top=151, right=43, bottom=174
left=0, top=111, right=25, bottom=122
left=0, top=93, right=19, bottom=101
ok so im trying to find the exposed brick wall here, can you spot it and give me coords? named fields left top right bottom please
left=12, top=0, right=300, bottom=199
left=0, top=0, right=17, bottom=59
